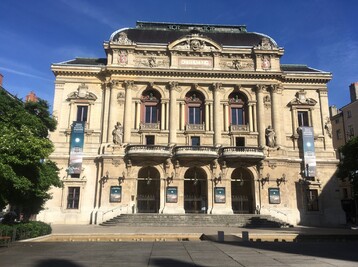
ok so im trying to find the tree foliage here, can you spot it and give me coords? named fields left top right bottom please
left=337, top=136, right=358, bottom=198
left=0, top=90, right=61, bottom=220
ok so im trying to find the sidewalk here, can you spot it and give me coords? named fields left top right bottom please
left=49, top=224, right=358, bottom=242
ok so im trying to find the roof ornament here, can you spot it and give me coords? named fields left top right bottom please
left=255, top=37, right=275, bottom=50
left=113, top=32, right=134, bottom=45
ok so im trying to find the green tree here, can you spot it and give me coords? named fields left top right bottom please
left=337, top=136, right=358, bottom=196
left=0, top=90, right=61, bottom=221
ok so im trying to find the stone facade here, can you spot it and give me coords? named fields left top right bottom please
left=38, top=22, right=345, bottom=226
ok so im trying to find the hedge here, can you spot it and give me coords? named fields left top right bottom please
left=0, top=221, right=52, bottom=241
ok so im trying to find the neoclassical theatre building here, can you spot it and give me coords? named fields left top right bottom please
left=38, top=22, right=345, bottom=226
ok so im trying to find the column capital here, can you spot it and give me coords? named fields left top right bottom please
left=255, top=84, right=268, bottom=93
left=168, top=81, right=181, bottom=92
left=123, top=80, right=135, bottom=90
left=270, top=84, right=283, bottom=94
left=212, top=82, right=223, bottom=92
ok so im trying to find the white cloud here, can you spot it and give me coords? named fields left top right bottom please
left=59, top=0, right=117, bottom=29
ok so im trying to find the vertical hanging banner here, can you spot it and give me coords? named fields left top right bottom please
left=68, top=122, right=85, bottom=175
left=301, top=126, right=316, bottom=178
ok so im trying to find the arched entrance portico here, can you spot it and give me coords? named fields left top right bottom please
left=137, top=166, right=160, bottom=213
left=184, top=167, right=208, bottom=213
left=231, top=168, right=255, bottom=214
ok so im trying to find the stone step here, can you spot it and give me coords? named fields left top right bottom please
left=100, top=214, right=292, bottom=228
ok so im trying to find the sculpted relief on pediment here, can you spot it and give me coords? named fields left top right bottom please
left=67, top=83, right=97, bottom=101
left=169, top=35, right=221, bottom=52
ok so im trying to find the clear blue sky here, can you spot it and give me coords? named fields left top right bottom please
left=1, top=0, right=357, bottom=110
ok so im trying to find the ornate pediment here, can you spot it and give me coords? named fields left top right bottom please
left=168, top=34, right=221, bottom=52
left=67, top=83, right=97, bottom=101
left=289, top=90, right=317, bottom=106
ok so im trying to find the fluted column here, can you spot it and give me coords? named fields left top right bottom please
left=169, top=82, right=178, bottom=144
left=213, top=83, right=223, bottom=145
left=270, top=85, right=282, bottom=146
left=123, top=81, right=134, bottom=143
left=255, top=85, right=266, bottom=146
left=252, top=103, right=257, bottom=132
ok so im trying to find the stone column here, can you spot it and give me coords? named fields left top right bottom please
left=252, top=103, right=257, bottom=132
left=169, top=82, right=178, bottom=144
left=123, top=81, right=134, bottom=143
left=270, top=85, right=282, bottom=146
left=248, top=102, right=253, bottom=132
left=136, top=100, right=141, bottom=130
left=106, top=82, right=116, bottom=141
left=161, top=102, right=166, bottom=130
left=209, top=103, right=214, bottom=132
left=205, top=103, right=210, bottom=131
left=180, top=102, right=185, bottom=131
left=166, top=101, right=170, bottom=131
left=213, top=83, right=222, bottom=145
left=224, top=103, right=229, bottom=132
left=102, top=82, right=111, bottom=143
left=255, top=85, right=266, bottom=147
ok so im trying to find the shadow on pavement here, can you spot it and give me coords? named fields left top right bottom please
left=35, top=259, right=85, bottom=267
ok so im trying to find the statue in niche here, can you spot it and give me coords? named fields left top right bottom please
left=112, top=122, right=123, bottom=145
left=324, top=118, right=332, bottom=138
left=265, top=125, right=276, bottom=148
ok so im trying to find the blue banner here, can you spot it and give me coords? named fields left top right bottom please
left=68, top=122, right=85, bottom=175
left=301, top=126, right=316, bottom=177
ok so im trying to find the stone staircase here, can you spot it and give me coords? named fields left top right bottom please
left=100, top=214, right=293, bottom=228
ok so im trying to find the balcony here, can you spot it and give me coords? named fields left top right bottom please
left=126, top=145, right=171, bottom=158
left=173, top=146, right=218, bottom=159
left=221, top=147, right=265, bottom=160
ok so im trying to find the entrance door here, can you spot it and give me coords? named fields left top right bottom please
left=184, top=167, right=207, bottom=213
left=231, top=168, right=254, bottom=214
left=137, top=167, right=160, bottom=213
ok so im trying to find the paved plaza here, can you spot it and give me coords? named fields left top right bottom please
left=1, top=225, right=358, bottom=266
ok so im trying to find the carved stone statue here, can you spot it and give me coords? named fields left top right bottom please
left=265, top=125, right=276, bottom=148
left=112, top=122, right=123, bottom=145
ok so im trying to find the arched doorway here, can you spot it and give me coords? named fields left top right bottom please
left=184, top=167, right=208, bottom=213
left=231, top=168, right=254, bottom=214
left=137, top=167, right=160, bottom=213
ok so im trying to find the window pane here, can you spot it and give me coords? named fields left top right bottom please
left=191, top=137, right=200, bottom=146
left=298, top=111, right=309, bottom=127
left=146, top=135, right=155, bottom=145
left=231, top=108, right=243, bottom=125
left=67, top=187, right=80, bottom=209
left=77, top=106, right=88, bottom=122
left=145, top=106, right=151, bottom=123
left=151, top=106, right=157, bottom=123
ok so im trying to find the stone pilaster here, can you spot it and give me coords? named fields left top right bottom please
left=169, top=82, right=179, bottom=144
left=213, top=83, right=223, bottom=145
left=255, top=85, right=266, bottom=146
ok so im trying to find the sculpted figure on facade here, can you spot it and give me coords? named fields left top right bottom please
left=265, top=125, right=276, bottom=147
left=112, top=122, right=123, bottom=145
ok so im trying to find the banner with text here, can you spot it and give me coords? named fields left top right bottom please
left=68, top=122, right=85, bottom=175
left=301, top=126, right=316, bottom=178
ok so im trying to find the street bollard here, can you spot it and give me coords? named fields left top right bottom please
left=242, top=231, right=249, bottom=242
left=218, top=231, right=224, bottom=242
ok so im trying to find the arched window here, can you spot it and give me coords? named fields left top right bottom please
left=229, top=93, right=247, bottom=125
left=185, top=91, right=205, bottom=125
left=141, top=90, right=161, bottom=124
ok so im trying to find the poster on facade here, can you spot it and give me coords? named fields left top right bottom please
left=68, top=122, right=85, bottom=175
left=214, top=187, right=226, bottom=203
left=110, top=186, right=122, bottom=202
left=268, top=188, right=280, bottom=204
left=301, top=126, right=316, bottom=178
left=166, top=187, right=178, bottom=203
